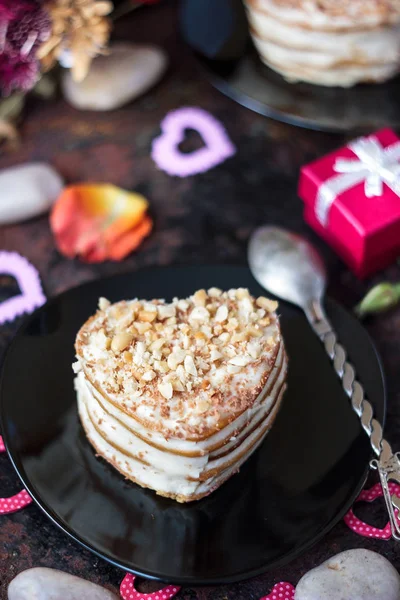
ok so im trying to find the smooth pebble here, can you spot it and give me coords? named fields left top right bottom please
left=0, top=163, right=63, bottom=225
left=8, top=567, right=119, bottom=600
left=62, top=42, right=168, bottom=111
left=295, top=549, right=400, bottom=600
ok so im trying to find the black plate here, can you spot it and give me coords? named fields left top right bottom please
left=180, top=0, right=400, bottom=133
left=0, top=266, right=385, bottom=585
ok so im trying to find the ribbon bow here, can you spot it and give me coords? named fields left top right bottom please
left=315, top=135, right=400, bottom=227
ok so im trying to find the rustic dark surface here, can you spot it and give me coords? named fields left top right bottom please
left=1, top=2, right=400, bottom=599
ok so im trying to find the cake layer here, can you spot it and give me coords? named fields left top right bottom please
left=77, top=377, right=286, bottom=502
left=259, top=56, right=399, bottom=86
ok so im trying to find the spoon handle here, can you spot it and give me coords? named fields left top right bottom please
left=306, top=300, right=400, bottom=540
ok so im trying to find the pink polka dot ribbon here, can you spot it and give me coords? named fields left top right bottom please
left=0, top=435, right=32, bottom=514
left=260, top=582, right=295, bottom=600
left=120, top=574, right=181, bottom=600
left=344, top=482, right=400, bottom=539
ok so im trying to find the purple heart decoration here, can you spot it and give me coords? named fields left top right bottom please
left=0, top=251, right=46, bottom=324
left=151, top=107, right=236, bottom=177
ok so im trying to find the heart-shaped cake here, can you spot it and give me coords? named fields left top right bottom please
left=74, top=287, right=288, bottom=502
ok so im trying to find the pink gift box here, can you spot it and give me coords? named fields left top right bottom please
left=298, top=128, right=400, bottom=278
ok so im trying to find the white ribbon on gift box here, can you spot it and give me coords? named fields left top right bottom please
left=315, top=135, right=400, bottom=227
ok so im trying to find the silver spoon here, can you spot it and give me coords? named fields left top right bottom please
left=248, top=225, right=400, bottom=540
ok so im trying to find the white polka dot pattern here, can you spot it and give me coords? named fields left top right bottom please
left=120, top=574, right=181, bottom=600
left=0, top=435, right=33, bottom=514
left=344, top=482, right=400, bottom=540
left=260, top=582, right=295, bottom=599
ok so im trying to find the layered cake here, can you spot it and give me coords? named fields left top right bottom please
left=74, top=288, right=288, bottom=502
left=245, top=0, right=400, bottom=86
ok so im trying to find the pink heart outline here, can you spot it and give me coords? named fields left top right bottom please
left=344, top=482, right=400, bottom=539
left=260, top=581, right=295, bottom=600
left=0, top=435, right=33, bottom=514
left=0, top=251, right=46, bottom=324
left=151, top=107, right=236, bottom=177
left=120, top=574, right=180, bottom=600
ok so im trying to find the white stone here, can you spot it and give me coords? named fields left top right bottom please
left=8, top=568, right=119, bottom=600
left=0, top=163, right=63, bottom=225
left=62, top=42, right=168, bottom=111
left=295, top=549, right=400, bottom=600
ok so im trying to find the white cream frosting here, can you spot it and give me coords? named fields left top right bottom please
left=76, top=359, right=287, bottom=499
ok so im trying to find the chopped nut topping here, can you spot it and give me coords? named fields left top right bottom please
left=184, top=355, right=198, bottom=377
left=96, top=329, right=111, bottom=350
left=158, top=304, right=176, bottom=320
left=210, top=348, right=223, bottom=361
left=171, top=378, right=185, bottom=392
left=150, top=338, right=165, bottom=351
left=229, top=355, right=251, bottom=366
left=208, top=287, right=222, bottom=297
left=256, top=296, right=279, bottom=312
left=236, top=288, right=249, bottom=300
left=111, top=332, right=134, bottom=353
left=189, top=306, right=210, bottom=322
left=168, top=349, right=185, bottom=370
left=158, top=382, right=173, bottom=400
left=177, top=299, right=189, bottom=311
left=248, top=326, right=263, bottom=338
left=78, top=288, right=281, bottom=407
left=138, top=310, right=157, bottom=323
left=215, top=305, right=228, bottom=323
left=154, top=360, right=169, bottom=373
left=135, top=322, right=151, bottom=334
left=142, top=370, right=156, bottom=382
left=123, top=351, right=133, bottom=363
left=193, top=289, right=207, bottom=306
left=259, top=317, right=271, bottom=327
left=98, top=297, right=110, bottom=311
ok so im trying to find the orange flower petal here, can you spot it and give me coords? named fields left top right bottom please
left=108, top=216, right=153, bottom=261
left=50, top=184, right=151, bottom=262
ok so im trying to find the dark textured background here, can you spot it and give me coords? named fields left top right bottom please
left=1, top=2, right=400, bottom=598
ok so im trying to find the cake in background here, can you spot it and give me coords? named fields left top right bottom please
left=245, top=0, right=400, bottom=87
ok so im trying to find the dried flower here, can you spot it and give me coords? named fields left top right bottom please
left=355, top=283, right=400, bottom=318
left=38, top=0, right=113, bottom=82
left=0, top=0, right=51, bottom=94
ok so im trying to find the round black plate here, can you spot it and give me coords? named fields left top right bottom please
left=180, top=0, right=400, bottom=133
left=0, top=266, right=385, bottom=585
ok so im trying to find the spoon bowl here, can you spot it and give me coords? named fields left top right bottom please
left=248, top=226, right=327, bottom=312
